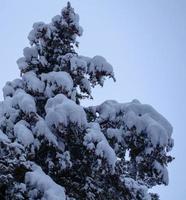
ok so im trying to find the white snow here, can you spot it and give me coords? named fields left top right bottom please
left=3, top=78, right=23, bottom=98
left=78, top=55, right=114, bottom=80
left=41, top=71, right=73, bottom=97
left=23, top=47, right=38, bottom=61
left=80, top=77, right=91, bottom=94
left=23, top=71, right=45, bottom=93
left=12, top=89, right=36, bottom=113
left=91, top=99, right=173, bottom=147
left=28, top=22, right=46, bottom=44
left=124, top=100, right=173, bottom=137
left=16, top=47, right=39, bottom=72
left=14, top=121, right=34, bottom=147
left=70, top=56, right=87, bottom=72
left=121, top=176, right=151, bottom=200
left=0, top=97, right=19, bottom=124
left=45, top=94, right=87, bottom=128
left=17, top=57, right=29, bottom=71
left=34, top=119, right=58, bottom=146
left=25, top=166, right=66, bottom=200
left=52, top=15, right=61, bottom=24
left=92, top=100, right=120, bottom=122
left=106, top=128, right=124, bottom=143
left=84, top=122, right=117, bottom=170
left=123, top=101, right=172, bottom=147
left=88, top=56, right=114, bottom=76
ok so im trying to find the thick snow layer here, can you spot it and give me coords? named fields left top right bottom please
left=23, top=71, right=45, bottom=93
left=84, top=122, right=117, bottom=169
left=91, top=100, right=173, bottom=147
left=70, top=56, right=87, bottom=72
left=60, top=54, right=114, bottom=92
left=91, top=100, right=120, bottom=122
left=41, top=71, right=73, bottom=97
left=17, top=47, right=38, bottom=72
left=79, top=55, right=114, bottom=78
left=123, top=101, right=172, bottom=147
left=45, top=94, right=87, bottom=128
left=3, top=78, right=23, bottom=98
left=34, top=119, right=58, bottom=146
left=23, top=47, right=38, bottom=61
left=0, top=97, right=19, bottom=125
left=124, top=100, right=172, bottom=136
left=0, top=91, right=35, bottom=134
left=25, top=166, right=66, bottom=200
left=28, top=22, right=46, bottom=44
left=14, top=121, right=34, bottom=147
left=88, top=56, right=114, bottom=76
left=12, top=89, right=36, bottom=113
left=17, top=57, right=29, bottom=71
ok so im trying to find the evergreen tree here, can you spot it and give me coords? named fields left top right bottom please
left=0, top=2, right=173, bottom=199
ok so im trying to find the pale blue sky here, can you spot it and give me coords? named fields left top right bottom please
left=0, top=0, right=186, bottom=199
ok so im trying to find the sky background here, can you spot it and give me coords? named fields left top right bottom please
left=0, top=0, right=186, bottom=199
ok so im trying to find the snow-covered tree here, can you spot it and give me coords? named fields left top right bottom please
left=0, top=2, right=173, bottom=200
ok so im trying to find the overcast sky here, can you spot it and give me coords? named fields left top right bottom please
left=0, top=0, right=186, bottom=199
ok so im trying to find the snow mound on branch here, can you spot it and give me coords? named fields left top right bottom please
left=23, top=47, right=38, bottom=61
left=80, top=55, right=115, bottom=79
left=28, top=22, right=48, bottom=45
left=17, top=47, right=39, bottom=71
left=69, top=55, right=115, bottom=93
left=3, top=78, right=23, bottom=98
left=45, top=94, right=87, bottom=128
left=41, top=71, right=73, bottom=97
left=34, top=119, right=58, bottom=146
left=91, top=100, right=120, bottom=122
left=123, top=100, right=173, bottom=147
left=70, top=55, right=87, bottom=72
left=12, top=89, right=36, bottom=113
left=90, top=100, right=173, bottom=147
left=2, top=89, right=36, bottom=116
left=88, top=56, right=114, bottom=76
left=17, top=57, right=29, bottom=71
left=14, top=121, right=34, bottom=147
left=25, top=166, right=66, bottom=200
left=124, top=100, right=172, bottom=136
left=0, top=97, right=19, bottom=126
left=23, top=71, right=45, bottom=93
left=80, top=77, right=91, bottom=94
left=84, top=122, right=117, bottom=170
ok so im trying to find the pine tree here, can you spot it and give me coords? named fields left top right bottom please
left=0, top=2, right=173, bottom=200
